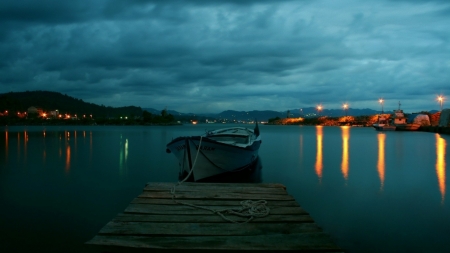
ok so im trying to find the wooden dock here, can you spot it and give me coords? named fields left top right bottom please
left=86, top=182, right=343, bottom=252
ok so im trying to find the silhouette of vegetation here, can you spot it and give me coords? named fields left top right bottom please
left=0, top=91, right=178, bottom=125
left=268, top=116, right=281, bottom=123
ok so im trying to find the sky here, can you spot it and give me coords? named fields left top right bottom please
left=1, top=0, right=449, bottom=113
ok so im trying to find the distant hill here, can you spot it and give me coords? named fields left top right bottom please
left=2, top=90, right=434, bottom=122
left=285, top=107, right=380, bottom=117
left=149, top=108, right=381, bottom=122
left=217, top=110, right=285, bottom=122
left=0, top=91, right=143, bottom=118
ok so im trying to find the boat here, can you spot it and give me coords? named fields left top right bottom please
left=391, top=102, right=421, bottom=131
left=166, top=122, right=262, bottom=181
left=373, top=115, right=396, bottom=131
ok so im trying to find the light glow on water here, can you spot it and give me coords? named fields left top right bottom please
left=436, top=134, right=446, bottom=204
left=65, top=144, right=71, bottom=172
left=315, top=126, right=323, bottom=182
left=377, top=133, right=386, bottom=191
left=341, top=126, right=350, bottom=182
left=119, top=136, right=129, bottom=173
left=4, top=131, right=8, bottom=160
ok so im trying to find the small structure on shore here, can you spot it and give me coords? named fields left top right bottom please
left=407, top=113, right=431, bottom=126
left=439, top=109, right=450, bottom=127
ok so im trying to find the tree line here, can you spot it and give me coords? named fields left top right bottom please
left=0, top=91, right=178, bottom=125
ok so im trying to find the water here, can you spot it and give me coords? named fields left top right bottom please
left=1, top=125, right=449, bottom=252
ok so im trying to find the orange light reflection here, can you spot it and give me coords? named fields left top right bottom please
left=65, top=144, right=71, bottom=172
left=17, top=132, right=20, bottom=161
left=341, top=126, right=350, bottom=182
left=377, top=133, right=386, bottom=191
left=436, top=134, right=446, bottom=204
left=24, top=131, right=28, bottom=158
left=5, top=131, right=8, bottom=160
left=315, top=126, right=323, bottom=182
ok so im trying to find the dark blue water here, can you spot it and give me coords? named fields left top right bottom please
left=1, top=125, right=449, bottom=252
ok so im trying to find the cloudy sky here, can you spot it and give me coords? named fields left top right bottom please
left=1, top=0, right=449, bottom=113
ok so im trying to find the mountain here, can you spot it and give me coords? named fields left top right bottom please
left=285, top=107, right=380, bottom=117
left=2, top=90, right=434, bottom=122
left=216, top=110, right=285, bottom=122
left=145, top=108, right=381, bottom=122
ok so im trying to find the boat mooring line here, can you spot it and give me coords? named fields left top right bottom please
left=188, top=137, right=254, bottom=173
left=170, top=136, right=270, bottom=224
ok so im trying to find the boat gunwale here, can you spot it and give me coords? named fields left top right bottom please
left=167, top=135, right=261, bottom=151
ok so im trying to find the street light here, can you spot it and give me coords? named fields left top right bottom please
left=438, top=95, right=444, bottom=111
left=379, top=99, right=384, bottom=114
left=343, top=103, right=348, bottom=116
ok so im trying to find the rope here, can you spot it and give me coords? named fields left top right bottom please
left=188, top=135, right=256, bottom=173
left=170, top=136, right=270, bottom=224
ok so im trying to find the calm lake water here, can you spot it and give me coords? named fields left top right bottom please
left=1, top=125, right=449, bottom=252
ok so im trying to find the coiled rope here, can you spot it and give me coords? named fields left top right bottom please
left=170, top=136, right=270, bottom=224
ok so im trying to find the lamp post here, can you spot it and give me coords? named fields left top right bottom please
left=438, top=96, right=444, bottom=111
left=343, top=103, right=348, bottom=116
left=379, top=99, right=384, bottom=114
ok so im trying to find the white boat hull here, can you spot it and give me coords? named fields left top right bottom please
left=166, top=125, right=261, bottom=181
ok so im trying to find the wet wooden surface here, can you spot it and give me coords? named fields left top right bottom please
left=86, top=182, right=343, bottom=252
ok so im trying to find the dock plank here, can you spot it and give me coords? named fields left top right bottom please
left=99, top=222, right=322, bottom=236
left=131, top=197, right=300, bottom=207
left=146, top=182, right=287, bottom=189
left=88, top=233, right=341, bottom=251
left=145, top=183, right=288, bottom=195
left=124, top=203, right=308, bottom=215
left=138, top=191, right=295, bottom=200
left=113, top=213, right=314, bottom=223
left=86, top=182, right=343, bottom=252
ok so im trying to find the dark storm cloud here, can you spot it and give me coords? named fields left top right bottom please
left=0, top=0, right=449, bottom=113
left=0, top=1, right=98, bottom=23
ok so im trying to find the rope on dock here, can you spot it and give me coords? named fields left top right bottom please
left=170, top=136, right=270, bottom=224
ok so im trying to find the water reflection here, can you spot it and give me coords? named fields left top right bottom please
left=42, top=131, right=46, bottom=163
left=65, top=131, right=71, bottom=172
left=24, top=131, right=28, bottom=159
left=341, top=126, right=350, bottom=182
left=436, top=134, right=446, bottom=204
left=89, top=131, right=93, bottom=161
left=1, top=130, right=98, bottom=173
left=299, top=134, right=303, bottom=166
left=5, top=131, right=8, bottom=161
left=16, top=132, right=20, bottom=162
left=197, top=157, right=263, bottom=183
left=315, top=126, right=323, bottom=182
left=377, top=133, right=386, bottom=191
left=65, top=144, right=71, bottom=172
left=119, top=135, right=129, bottom=173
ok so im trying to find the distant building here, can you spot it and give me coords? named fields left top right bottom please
left=439, top=109, right=450, bottom=127
left=430, top=111, right=441, bottom=126
left=27, top=106, right=44, bottom=117
left=49, top=110, right=60, bottom=118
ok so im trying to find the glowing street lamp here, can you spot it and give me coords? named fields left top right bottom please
left=438, top=95, right=444, bottom=111
left=317, top=105, right=323, bottom=116
left=343, top=103, right=348, bottom=116
left=379, top=99, right=384, bottom=113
